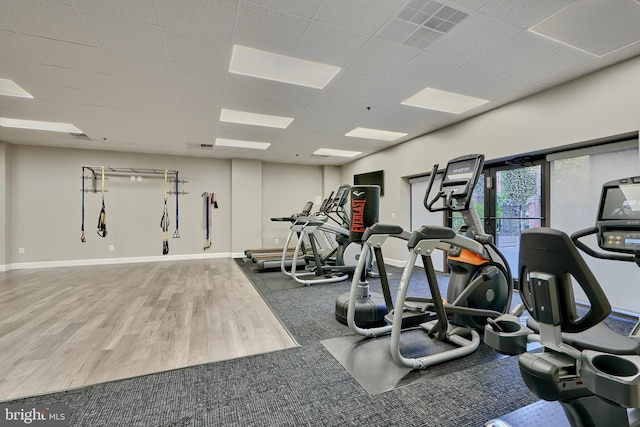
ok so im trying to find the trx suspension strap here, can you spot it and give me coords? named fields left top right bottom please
left=161, top=169, right=170, bottom=255
left=81, top=167, right=86, bottom=243
left=202, top=192, right=211, bottom=250
left=172, top=171, right=180, bottom=238
left=97, top=166, right=107, bottom=237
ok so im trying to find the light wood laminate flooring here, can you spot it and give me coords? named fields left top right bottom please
left=0, top=259, right=297, bottom=401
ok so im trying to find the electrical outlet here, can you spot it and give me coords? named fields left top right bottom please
left=18, top=248, right=25, bottom=254
left=275, top=238, right=280, bottom=245
left=109, top=245, right=115, bottom=251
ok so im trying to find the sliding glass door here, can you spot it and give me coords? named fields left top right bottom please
left=448, top=161, right=545, bottom=280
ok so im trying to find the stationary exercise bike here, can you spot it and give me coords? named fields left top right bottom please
left=484, top=176, right=640, bottom=427
left=341, top=154, right=513, bottom=369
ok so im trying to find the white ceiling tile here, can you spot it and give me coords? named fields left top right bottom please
left=426, top=12, right=520, bottom=62
left=479, top=0, right=574, bottom=30
left=80, top=10, right=165, bottom=58
left=332, top=98, right=388, bottom=127
left=163, top=30, right=232, bottom=69
left=169, top=62, right=227, bottom=91
left=24, top=36, right=111, bottom=73
left=470, top=73, right=540, bottom=101
left=0, top=31, right=47, bottom=63
left=313, top=0, right=406, bottom=36
left=346, top=38, right=420, bottom=80
left=45, top=0, right=74, bottom=5
left=118, top=77, right=176, bottom=107
left=0, top=61, right=123, bottom=99
left=0, top=0, right=95, bottom=45
left=222, top=73, right=274, bottom=104
left=509, top=46, right=595, bottom=83
left=369, top=104, right=443, bottom=133
left=0, top=14, right=14, bottom=31
left=298, top=90, right=360, bottom=122
left=155, top=0, right=236, bottom=41
left=445, top=0, right=491, bottom=11
left=245, top=0, right=322, bottom=18
left=391, top=51, right=463, bottom=85
left=367, top=78, right=431, bottom=108
left=468, top=32, right=557, bottom=74
left=265, top=84, right=319, bottom=114
left=103, top=50, right=171, bottom=82
left=430, top=64, right=498, bottom=94
left=0, top=0, right=639, bottom=165
left=323, top=69, right=379, bottom=97
left=72, top=0, right=159, bottom=24
left=294, top=21, right=369, bottom=67
left=234, top=2, right=310, bottom=55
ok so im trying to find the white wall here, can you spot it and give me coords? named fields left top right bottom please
left=1, top=145, right=326, bottom=269
left=0, top=142, right=10, bottom=269
left=341, top=55, right=640, bottom=264
left=231, top=159, right=261, bottom=256
left=261, top=162, right=323, bottom=248
left=7, top=146, right=232, bottom=266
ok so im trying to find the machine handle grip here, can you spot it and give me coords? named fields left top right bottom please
left=572, top=227, right=635, bottom=262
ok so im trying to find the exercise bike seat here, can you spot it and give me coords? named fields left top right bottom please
left=526, top=316, right=640, bottom=355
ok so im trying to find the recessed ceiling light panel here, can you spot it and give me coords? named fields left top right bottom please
left=215, top=138, right=270, bottom=150
left=0, top=117, right=82, bottom=133
left=0, top=78, right=34, bottom=98
left=401, top=87, right=489, bottom=114
left=345, top=127, right=408, bottom=141
left=220, top=109, right=293, bottom=129
left=229, top=45, right=341, bottom=89
left=313, top=148, right=361, bottom=158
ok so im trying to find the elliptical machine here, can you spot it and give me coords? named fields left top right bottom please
left=340, top=154, right=513, bottom=369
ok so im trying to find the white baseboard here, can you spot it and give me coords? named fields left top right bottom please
left=382, top=258, right=407, bottom=268
left=2, top=252, right=230, bottom=271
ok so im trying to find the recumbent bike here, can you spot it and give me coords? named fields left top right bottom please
left=485, top=176, right=640, bottom=427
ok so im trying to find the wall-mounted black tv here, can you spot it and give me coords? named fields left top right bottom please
left=354, top=170, right=384, bottom=196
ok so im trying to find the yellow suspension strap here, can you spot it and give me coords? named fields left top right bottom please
left=97, top=166, right=107, bottom=237
left=161, top=169, right=170, bottom=255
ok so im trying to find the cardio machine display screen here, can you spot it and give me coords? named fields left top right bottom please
left=599, top=185, right=640, bottom=220
left=443, top=158, right=478, bottom=184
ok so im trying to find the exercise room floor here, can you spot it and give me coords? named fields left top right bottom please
left=0, top=258, right=298, bottom=401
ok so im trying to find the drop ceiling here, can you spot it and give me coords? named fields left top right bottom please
left=0, top=0, right=639, bottom=166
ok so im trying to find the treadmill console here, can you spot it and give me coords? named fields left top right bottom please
left=596, top=177, right=640, bottom=253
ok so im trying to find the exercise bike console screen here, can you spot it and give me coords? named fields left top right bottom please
left=596, top=178, right=640, bottom=252
left=599, top=184, right=640, bottom=220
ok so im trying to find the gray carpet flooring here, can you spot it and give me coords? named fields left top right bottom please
left=4, top=259, right=636, bottom=427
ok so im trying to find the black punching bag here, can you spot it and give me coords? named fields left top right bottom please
left=349, top=185, right=380, bottom=243
left=335, top=184, right=385, bottom=327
